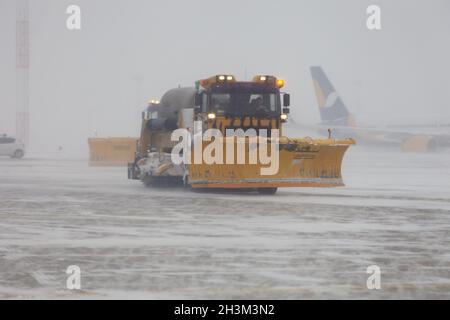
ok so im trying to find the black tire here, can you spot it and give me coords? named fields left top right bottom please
left=143, top=176, right=183, bottom=187
left=13, top=149, right=24, bottom=159
left=257, top=187, right=278, bottom=195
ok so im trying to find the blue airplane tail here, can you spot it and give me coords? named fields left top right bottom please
left=310, top=66, right=355, bottom=127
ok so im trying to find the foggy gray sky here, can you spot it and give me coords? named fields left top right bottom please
left=1, top=0, right=449, bottom=156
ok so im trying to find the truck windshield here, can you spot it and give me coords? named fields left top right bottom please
left=209, top=92, right=279, bottom=116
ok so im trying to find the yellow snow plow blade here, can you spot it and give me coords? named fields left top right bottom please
left=187, top=137, right=355, bottom=189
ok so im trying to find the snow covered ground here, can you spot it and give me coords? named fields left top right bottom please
left=0, top=147, right=450, bottom=299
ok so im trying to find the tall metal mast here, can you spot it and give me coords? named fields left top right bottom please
left=16, top=0, right=30, bottom=146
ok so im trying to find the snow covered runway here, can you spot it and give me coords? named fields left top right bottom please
left=1, top=148, right=449, bottom=299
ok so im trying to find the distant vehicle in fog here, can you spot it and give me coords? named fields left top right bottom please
left=0, top=135, right=25, bottom=158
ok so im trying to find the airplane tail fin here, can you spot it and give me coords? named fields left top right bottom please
left=310, top=66, right=355, bottom=127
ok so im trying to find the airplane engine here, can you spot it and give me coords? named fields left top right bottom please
left=402, top=135, right=437, bottom=153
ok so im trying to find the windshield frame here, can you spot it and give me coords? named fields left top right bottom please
left=207, top=83, right=281, bottom=117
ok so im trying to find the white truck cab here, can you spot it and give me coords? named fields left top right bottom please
left=0, top=136, right=25, bottom=158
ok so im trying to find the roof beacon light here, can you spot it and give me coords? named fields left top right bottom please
left=252, top=75, right=284, bottom=88
left=198, top=75, right=236, bottom=88
left=148, top=99, right=160, bottom=105
left=276, top=79, right=284, bottom=88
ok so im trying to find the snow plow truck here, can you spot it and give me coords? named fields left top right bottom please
left=128, top=75, right=354, bottom=194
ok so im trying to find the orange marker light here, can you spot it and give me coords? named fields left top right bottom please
left=276, top=79, right=284, bottom=88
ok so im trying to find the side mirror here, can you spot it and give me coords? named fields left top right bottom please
left=283, top=107, right=290, bottom=114
left=194, top=93, right=202, bottom=108
left=283, top=94, right=290, bottom=107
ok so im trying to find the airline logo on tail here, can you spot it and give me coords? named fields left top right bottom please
left=310, top=66, right=356, bottom=127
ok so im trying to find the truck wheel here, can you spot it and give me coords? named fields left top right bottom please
left=257, top=187, right=278, bottom=195
left=13, top=149, right=24, bottom=159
